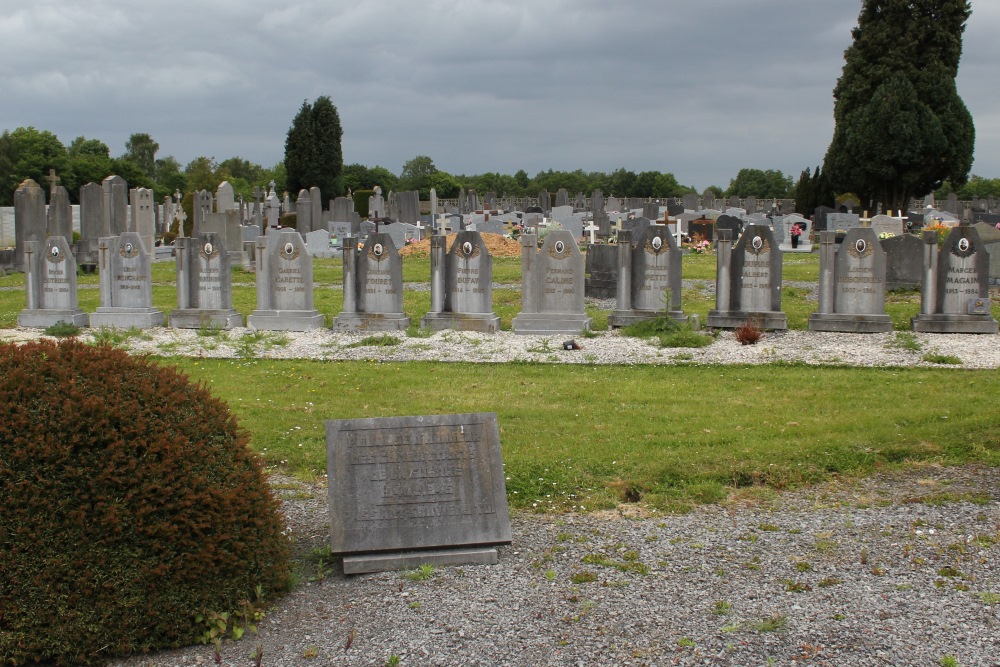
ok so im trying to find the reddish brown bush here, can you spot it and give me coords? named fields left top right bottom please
left=0, top=340, right=290, bottom=666
left=734, top=319, right=763, bottom=345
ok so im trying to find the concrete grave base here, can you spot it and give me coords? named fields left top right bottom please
left=342, top=547, right=499, bottom=575
left=247, top=309, right=325, bottom=331
left=420, top=312, right=501, bottom=333
left=169, top=309, right=244, bottom=330
left=808, top=313, right=893, bottom=333
left=911, top=314, right=999, bottom=334
left=17, top=309, right=89, bottom=328
left=89, top=307, right=165, bottom=329
left=512, top=313, right=592, bottom=336
left=707, top=310, right=788, bottom=330
left=608, top=309, right=687, bottom=328
left=778, top=243, right=813, bottom=253
left=333, top=312, right=411, bottom=332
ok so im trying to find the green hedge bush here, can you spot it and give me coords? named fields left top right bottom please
left=0, top=340, right=291, bottom=666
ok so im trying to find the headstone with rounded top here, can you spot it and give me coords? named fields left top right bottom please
left=422, top=231, right=501, bottom=332
left=609, top=226, right=686, bottom=327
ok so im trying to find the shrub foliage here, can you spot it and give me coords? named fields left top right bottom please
left=0, top=340, right=290, bottom=666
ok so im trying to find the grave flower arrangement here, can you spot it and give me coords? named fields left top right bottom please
left=685, top=234, right=712, bottom=254
left=790, top=224, right=803, bottom=237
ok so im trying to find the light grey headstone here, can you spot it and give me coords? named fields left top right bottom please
left=913, top=225, right=998, bottom=332
left=809, top=229, right=892, bottom=332
left=325, top=412, right=512, bottom=573
left=265, top=194, right=281, bottom=228
left=242, top=224, right=262, bottom=244
left=102, top=175, right=128, bottom=237
left=707, top=225, right=787, bottom=330
left=305, top=229, right=335, bottom=258
left=332, top=196, right=356, bottom=222
left=310, top=186, right=322, bottom=229
left=89, top=232, right=164, bottom=328
left=422, top=231, right=501, bottom=332
left=869, top=214, right=904, bottom=237
left=130, top=188, right=156, bottom=257
left=609, top=226, right=685, bottom=327
left=330, top=221, right=356, bottom=240
left=18, top=236, right=88, bottom=327
left=216, top=181, right=236, bottom=213
left=682, top=193, right=698, bottom=211
left=247, top=229, right=325, bottom=331
left=194, top=190, right=214, bottom=233
left=471, top=218, right=503, bottom=236
left=512, top=230, right=592, bottom=335
left=200, top=211, right=243, bottom=262
left=334, top=232, right=410, bottom=331
left=555, top=189, right=569, bottom=207
left=778, top=214, right=812, bottom=252
left=605, top=196, right=621, bottom=213
left=169, top=233, right=242, bottom=329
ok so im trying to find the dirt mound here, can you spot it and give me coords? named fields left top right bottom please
left=399, top=233, right=523, bottom=258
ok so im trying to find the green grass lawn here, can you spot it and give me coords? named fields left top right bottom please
left=166, top=358, right=1000, bottom=513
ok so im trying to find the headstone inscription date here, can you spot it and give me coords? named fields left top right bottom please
left=326, top=412, right=512, bottom=575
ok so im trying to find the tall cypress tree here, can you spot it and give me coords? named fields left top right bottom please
left=822, top=0, right=974, bottom=213
left=284, top=96, right=343, bottom=200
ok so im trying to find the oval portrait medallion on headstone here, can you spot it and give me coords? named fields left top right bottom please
left=47, top=245, right=61, bottom=262
left=457, top=240, right=480, bottom=259
left=373, top=243, right=384, bottom=257
left=652, top=236, right=663, bottom=251
left=953, top=236, right=974, bottom=258
left=119, top=241, right=139, bottom=259
left=748, top=234, right=769, bottom=255
left=201, top=242, right=215, bottom=259
left=848, top=237, right=873, bottom=259
left=281, top=242, right=300, bottom=260
left=462, top=241, right=473, bottom=256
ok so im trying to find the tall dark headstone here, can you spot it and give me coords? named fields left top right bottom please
left=881, top=233, right=924, bottom=290
left=809, top=229, right=892, bottom=332
left=78, top=182, right=105, bottom=267
left=13, top=179, right=46, bottom=272
left=609, top=226, right=686, bottom=327
left=47, top=186, right=73, bottom=242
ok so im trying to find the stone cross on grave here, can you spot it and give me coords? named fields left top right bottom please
left=175, top=208, right=187, bottom=237
left=584, top=222, right=599, bottom=244
left=252, top=186, right=262, bottom=205
left=268, top=180, right=276, bottom=197
left=415, top=219, right=425, bottom=241
left=47, top=169, right=60, bottom=193
left=435, top=214, right=447, bottom=236
left=98, top=239, right=109, bottom=267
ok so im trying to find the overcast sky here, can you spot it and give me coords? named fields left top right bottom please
left=2, top=0, right=997, bottom=192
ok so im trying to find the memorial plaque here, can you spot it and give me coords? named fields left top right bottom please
left=326, top=412, right=512, bottom=573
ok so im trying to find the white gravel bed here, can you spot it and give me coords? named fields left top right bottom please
left=3, top=325, right=999, bottom=369
left=107, top=465, right=1000, bottom=667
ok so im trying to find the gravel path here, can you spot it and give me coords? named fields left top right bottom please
left=106, top=466, right=1000, bottom=667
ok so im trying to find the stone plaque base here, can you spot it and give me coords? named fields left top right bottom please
left=343, top=547, right=499, bottom=575
left=808, top=313, right=893, bottom=333
left=169, top=309, right=244, bottom=330
left=89, top=307, right=165, bottom=329
left=333, top=312, right=411, bottom=331
left=707, top=310, right=788, bottom=330
left=608, top=309, right=687, bottom=328
left=421, top=312, right=501, bottom=333
left=247, top=309, right=325, bottom=331
left=512, top=312, right=592, bottom=335
left=17, top=309, right=89, bottom=328
left=779, top=242, right=813, bottom=253
left=911, top=314, right=999, bottom=334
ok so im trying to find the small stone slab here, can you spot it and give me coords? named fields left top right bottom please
left=342, top=547, right=499, bottom=575
left=326, top=412, right=512, bottom=566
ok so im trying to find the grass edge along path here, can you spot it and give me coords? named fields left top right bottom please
left=167, top=358, right=1000, bottom=514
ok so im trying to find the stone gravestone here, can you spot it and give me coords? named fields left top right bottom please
left=332, top=196, right=358, bottom=224
left=555, top=188, right=569, bottom=207
left=745, top=196, right=758, bottom=214
left=334, top=233, right=410, bottom=331
left=715, top=214, right=743, bottom=239
left=200, top=211, right=244, bottom=263
left=881, top=234, right=924, bottom=290
left=585, top=244, right=617, bottom=298
left=296, top=189, right=313, bottom=235
left=169, top=233, right=242, bottom=329
left=608, top=226, right=686, bottom=327
left=89, top=232, right=165, bottom=328
left=78, top=182, right=105, bottom=267
left=682, top=193, right=698, bottom=211
left=326, top=412, right=512, bottom=574
left=642, top=202, right=660, bottom=221
left=102, top=175, right=129, bottom=237
left=808, top=229, right=892, bottom=332
left=14, top=179, right=46, bottom=272
left=265, top=193, right=281, bottom=229
left=305, top=229, right=335, bottom=258
left=47, top=186, right=73, bottom=242
left=813, top=205, right=834, bottom=231
left=310, top=186, right=322, bottom=230
left=538, top=190, right=551, bottom=213
left=620, top=216, right=651, bottom=239
left=422, top=231, right=501, bottom=332
left=330, top=221, right=355, bottom=243
left=827, top=212, right=860, bottom=234
left=130, top=188, right=156, bottom=257
left=911, top=225, right=998, bottom=333
left=972, top=222, right=1000, bottom=284
left=397, top=191, right=420, bottom=225
left=778, top=214, right=812, bottom=252
left=869, top=214, right=904, bottom=238
left=194, top=190, right=214, bottom=233
left=707, top=226, right=787, bottom=329
left=247, top=229, right=325, bottom=331
left=18, top=236, right=88, bottom=327
left=591, top=190, right=609, bottom=237
left=216, top=181, right=236, bottom=213
left=944, top=193, right=960, bottom=216
left=513, top=230, right=592, bottom=334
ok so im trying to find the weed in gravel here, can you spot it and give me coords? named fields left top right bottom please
left=818, top=577, right=843, bottom=588
left=385, top=655, right=401, bottom=667
left=781, top=579, right=812, bottom=593
left=937, top=566, right=963, bottom=578
left=677, top=637, right=695, bottom=648
left=545, top=569, right=557, bottom=581
left=405, top=323, right=433, bottom=338
left=303, top=645, right=318, bottom=659
left=734, top=319, right=763, bottom=345
left=860, top=547, right=869, bottom=565
left=403, top=563, right=436, bottom=582
left=887, top=331, right=922, bottom=352
left=794, top=561, right=813, bottom=573
left=570, top=571, right=598, bottom=584
left=940, top=656, right=958, bottom=667
left=922, top=352, right=962, bottom=365
left=977, top=592, right=1000, bottom=605
left=90, top=326, right=151, bottom=349
left=713, top=600, right=732, bottom=615
left=43, top=321, right=81, bottom=337
left=758, top=523, right=780, bottom=531
left=752, top=613, right=789, bottom=632
left=581, top=553, right=649, bottom=575
left=815, top=538, right=838, bottom=553
left=346, top=334, right=401, bottom=348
